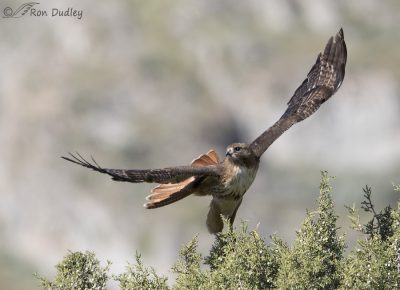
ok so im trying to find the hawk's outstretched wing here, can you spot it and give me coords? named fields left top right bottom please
left=62, top=152, right=221, bottom=184
left=250, top=28, right=347, bottom=158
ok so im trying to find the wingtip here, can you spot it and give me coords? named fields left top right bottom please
left=143, top=202, right=154, bottom=209
left=337, top=28, right=344, bottom=39
left=61, top=153, right=75, bottom=163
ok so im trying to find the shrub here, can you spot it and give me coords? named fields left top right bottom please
left=38, top=173, right=400, bottom=289
left=115, top=252, right=168, bottom=290
left=36, top=251, right=110, bottom=290
left=275, top=172, right=345, bottom=289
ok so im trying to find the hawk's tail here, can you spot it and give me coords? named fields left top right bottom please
left=144, top=149, right=220, bottom=209
left=144, top=177, right=196, bottom=209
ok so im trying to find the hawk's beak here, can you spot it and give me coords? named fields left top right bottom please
left=226, top=147, right=233, bottom=156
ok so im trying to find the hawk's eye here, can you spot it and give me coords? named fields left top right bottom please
left=234, top=146, right=241, bottom=152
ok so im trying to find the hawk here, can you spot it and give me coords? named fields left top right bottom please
left=63, top=29, right=347, bottom=234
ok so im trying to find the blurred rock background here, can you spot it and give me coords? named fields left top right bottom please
left=0, top=0, right=399, bottom=288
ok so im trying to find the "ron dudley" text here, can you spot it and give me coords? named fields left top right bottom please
left=30, top=8, right=83, bottom=20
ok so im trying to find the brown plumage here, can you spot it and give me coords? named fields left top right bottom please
left=62, top=29, right=347, bottom=234
left=249, top=28, right=347, bottom=158
left=146, top=150, right=220, bottom=208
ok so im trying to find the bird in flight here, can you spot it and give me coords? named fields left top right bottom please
left=63, top=29, right=347, bottom=234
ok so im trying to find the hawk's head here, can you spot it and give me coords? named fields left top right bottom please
left=225, top=143, right=259, bottom=167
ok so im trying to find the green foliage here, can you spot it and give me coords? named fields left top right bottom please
left=37, top=175, right=400, bottom=289
left=171, top=222, right=278, bottom=289
left=275, top=171, right=345, bottom=289
left=342, top=184, right=400, bottom=289
left=360, top=185, right=393, bottom=240
left=115, top=252, right=168, bottom=290
left=172, top=237, right=207, bottom=289
left=342, top=235, right=399, bottom=289
left=36, top=251, right=110, bottom=290
left=204, top=221, right=278, bottom=289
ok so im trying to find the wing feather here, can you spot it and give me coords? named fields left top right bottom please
left=62, top=152, right=220, bottom=184
left=250, top=28, right=347, bottom=158
left=191, top=149, right=220, bottom=167
left=144, top=149, right=221, bottom=208
left=144, top=176, right=206, bottom=209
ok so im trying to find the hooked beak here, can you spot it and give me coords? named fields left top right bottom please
left=226, top=147, right=234, bottom=157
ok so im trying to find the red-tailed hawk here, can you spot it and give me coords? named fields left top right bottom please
left=63, top=29, right=347, bottom=234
